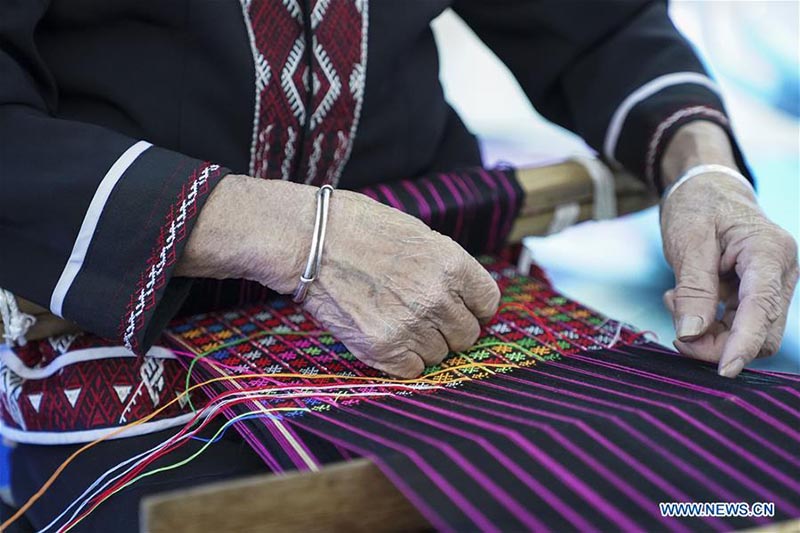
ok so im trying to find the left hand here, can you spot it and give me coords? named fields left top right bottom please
left=660, top=173, right=799, bottom=377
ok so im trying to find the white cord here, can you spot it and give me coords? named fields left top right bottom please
left=662, top=163, right=753, bottom=202
left=0, top=289, right=36, bottom=347
left=570, top=156, right=618, bottom=220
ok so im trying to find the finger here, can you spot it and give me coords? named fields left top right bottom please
left=759, top=265, right=800, bottom=358
left=673, top=328, right=729, bottom=363
left=366, top=350, right=426, bottom=379
left=459, top=256, right=501, bottom=323
left=671, top=242, right=721, bottom=342
left=438, top=302, right=481, bottom=353
left=663, top=289, right=676, bottom=314
left=760, top=319, right=785, bottom=359
left=413, top=328, right=450, bottom=366
left=718, top=264, right=782, bottom=377
left=758, top=280, right=794, bottom=358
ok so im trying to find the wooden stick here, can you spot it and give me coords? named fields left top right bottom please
left=141, top=458, right=431, bottom=533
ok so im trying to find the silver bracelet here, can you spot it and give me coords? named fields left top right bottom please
left=662, top=163, right=753, bottom=202
left=293, top=184, right=334, bottom=303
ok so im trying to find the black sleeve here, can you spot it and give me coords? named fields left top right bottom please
left=0, top=1, right=229, bottom=353
left=453, top=0, right=752, bottom=191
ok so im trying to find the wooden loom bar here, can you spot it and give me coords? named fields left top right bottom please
left=142, top=458, right=432, bottom=533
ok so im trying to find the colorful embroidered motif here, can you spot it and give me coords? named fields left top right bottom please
left=165, top=255, right=647, bottom=466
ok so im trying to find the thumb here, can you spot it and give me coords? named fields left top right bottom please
left=671, top=242, right=721, bottom=342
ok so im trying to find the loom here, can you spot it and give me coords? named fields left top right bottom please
left=4, top=160, right=798, bottom=533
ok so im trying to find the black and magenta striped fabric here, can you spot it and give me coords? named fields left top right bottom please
left=169, top=256, right=800, bottom=532
left=291, top=346, right=800, bottom=532
left=360, top=167, right=524, bottom=255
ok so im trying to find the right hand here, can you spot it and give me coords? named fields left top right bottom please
left=178, top=175, right=501, bottom=378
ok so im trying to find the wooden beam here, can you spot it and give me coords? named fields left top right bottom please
left=142, top=458, right=432, bottom=533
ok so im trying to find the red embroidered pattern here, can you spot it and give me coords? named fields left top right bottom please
left=122, top=163, right=223, bottom=352
left=243, top=0, right=368, bottom=185
left=0, top=335, right=197, bottom=440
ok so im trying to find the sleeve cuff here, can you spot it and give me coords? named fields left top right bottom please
left=57, top=144, right=228, bottom=353
left=611, top=84, right=755, bottom=194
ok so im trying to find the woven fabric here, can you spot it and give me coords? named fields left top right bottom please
left=167, top=256, right=800, bottom=532
left=361, top=167, right=525, bottom=254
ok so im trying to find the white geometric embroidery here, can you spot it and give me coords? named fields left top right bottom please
left=119, top=381, right=145, bottom=424
left=64, top=387, right=82, bottom=409
left=0, top=361, right=26, bottom=429
left=304, top=133, right=325, bottom=184
left=140, top=357, right=166, bottom=408
left=48, top=332, right=80, bottom=355
left=349, top=63, right=365, bottom=96
left=490, top=323, right=512, bottom=334
left=113, top=385, right=132, bottom=404
left=282, top=37, right=307, bottom=122
left=282, top=0, right=302, bottom=20
left=256, top=336, right=277, bottom=347
left=310, top=42, right=342, bottom=130
left=281, top=127, right=297, bottom=181
left=27, top=392, right=43, bottom=413
left=254, top=52, right=272, bottom=93
left=254, top=124, right=274, bottom=180
left=240, top=0, right=369, bottom=186
left=242, top=349, right=263, bottom=361
left=123, top=164, right=219, bottom=351
left=325, top=131, right=348, bottom=183
left=310, top=0, right=331, bottom=28
left=176, top=391, right=190, bottom=410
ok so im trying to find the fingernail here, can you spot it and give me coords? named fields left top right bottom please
left=719, top=358, right=745, bottom=378
left=677, top=315, right=704, bottom=340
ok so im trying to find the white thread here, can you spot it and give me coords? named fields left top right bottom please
left=547, top=203, right=581, bottom=235
left=0, top=289, right=36, bottom=347
left=570, top=156, right=617, bottom=220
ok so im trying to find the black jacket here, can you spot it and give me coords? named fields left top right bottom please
left=0, top=0, right=746, bottom=353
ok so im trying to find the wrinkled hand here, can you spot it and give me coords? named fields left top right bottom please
left=660, top=174, right=798, bottom=377
left=179, top=176, right=500, bottom=378
left=301, top=189, right=500, bottom=378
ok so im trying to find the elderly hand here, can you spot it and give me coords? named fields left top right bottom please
left=660, top=168, right=799, bottom=378
left=178, top=175, right=500, bottom=378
